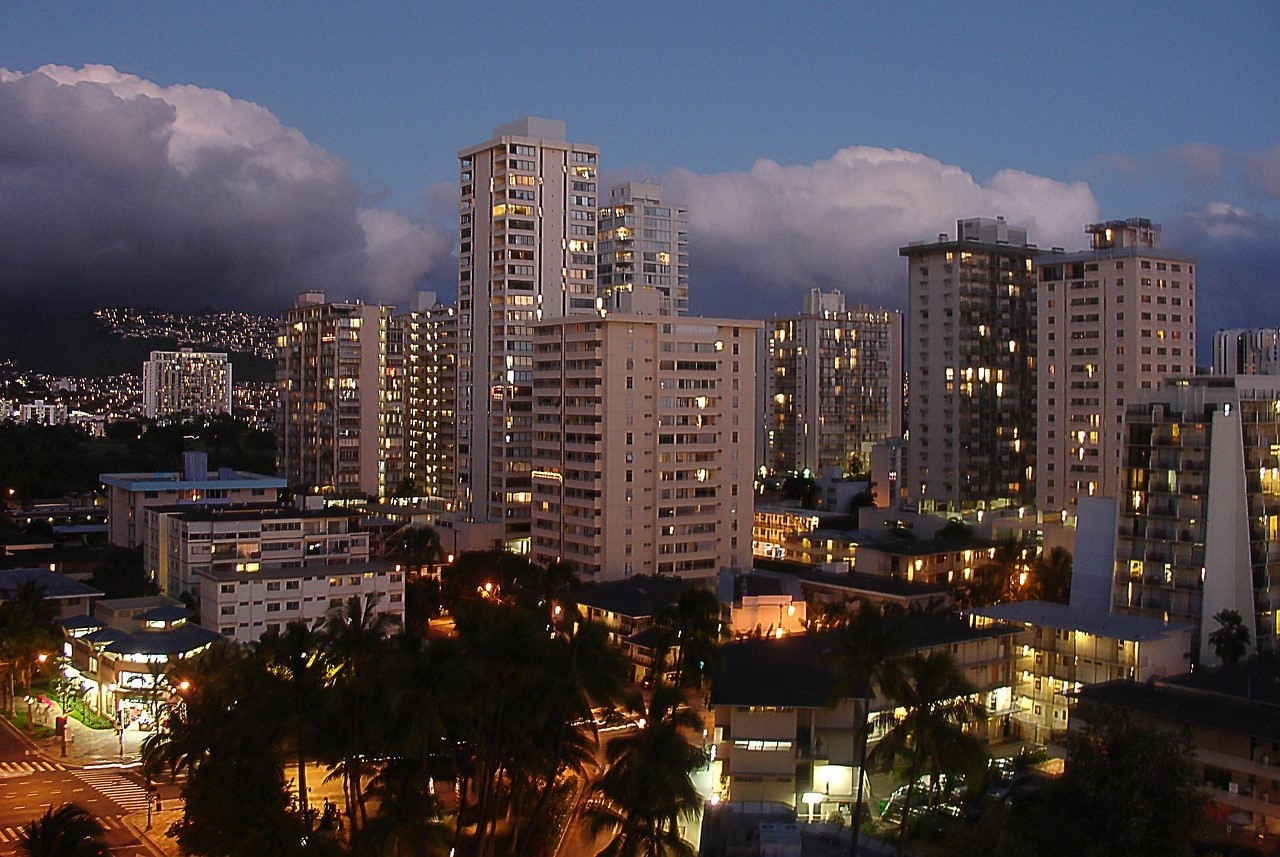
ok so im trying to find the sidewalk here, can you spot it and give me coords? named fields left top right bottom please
left=6, top=701, right=178, bottom=856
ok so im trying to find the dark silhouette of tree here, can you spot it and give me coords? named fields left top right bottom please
left=827, top=603, right=908, bottom=854
left=1028, top=547, right=1072, bottom=604
left=16, top=802, right=112, bottom=857
left=867, top=651, right=986, bottom=856
left=1208, top=608, right=1251, bottom=665
left=1007, top=710, right=1202, bottom=857
left=584, top=682, right=706, bottom=857
left=255, top=621, right=327, bottom=817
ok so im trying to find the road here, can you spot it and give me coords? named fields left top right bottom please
left=0, top=718, right=158, bottom=855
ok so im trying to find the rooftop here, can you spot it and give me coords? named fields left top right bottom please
left=99, top=469, right=285, bottom=491
left=573, top=575, right=693, bottom=618
left=0, top=567, right=104, bottom=601
left=1075, top=673, right=1280, bottom=743
left=971, top=601, right=1191, bottom=643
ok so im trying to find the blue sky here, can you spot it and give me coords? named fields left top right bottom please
left=1, top=1, right=1277, bottom=344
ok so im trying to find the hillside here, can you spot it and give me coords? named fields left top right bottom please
left=0, top=304, right=276, bottom=382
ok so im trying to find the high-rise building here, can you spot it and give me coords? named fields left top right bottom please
left=597, top=182, right=689, bottom=316
left=142, top=348, right=232, bottom=420
left=1214, top=328, right=1280, bottom=376
left=1112, top=375, right=1280, bottom=661
left=760, top=289, right=903, bottom=478
left=1036, top=219, right=1196, bottom=511
left=530, top=302, right=758, bottom=580
left=276, top=292, right=399, bottom=497
left=398, top=291, right=459, bottom=506
left=900, top=217, right=1038, bottom=511
left=457, top=118, right=600, bottom=551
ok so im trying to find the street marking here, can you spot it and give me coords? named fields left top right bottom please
left=0, top=760, right=66, bottom=773
left=73, top=769, right=152, bottom=813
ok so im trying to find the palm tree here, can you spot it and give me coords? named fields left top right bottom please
left=583, top=682, right=707, bottom=857
left=656, top=587, right=726, bottom=688
left=1030, top=546, right=1073, bottom=604
left=1209, top=608, right=1251, bottom=665
left=387, top=524, right=446, bottom=573
left=514, top=619, right=630, bottom=857
left=826, top=603, right=907, bottom=855
left=16, top=803, right=111, bottom=856
left=0, top=580, right=56, bottom=716
left=256, top=621, right=328, bottom=817
left=867, top=651, right=986, bottom=857
left=320, top=594, right=401, bottom=833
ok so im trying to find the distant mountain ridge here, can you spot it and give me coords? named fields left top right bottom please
left=0, top=303, right=277, bottom=382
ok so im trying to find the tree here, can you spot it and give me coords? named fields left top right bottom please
left=1208, top=608, right=1251, bottom=665
left=1007, top=710, right=1203, bottom=857
left=1029, top=547, right=1072, bottom=604
left=867, top=652, right=986, bottom=857
left=656, top=587, right=726, bottom=689
left=386, top=525, right=446, bottom=573
left=320, top=594, right=401, bottom=834
left=0, top=580, right=56, bottom=716
left=16, top=802, right=112, bottom=857
left=255, top=621, right=328, bottom=817
left=583, top=682, right=707, bottom=857
left=826, top=604, right=908, bottom=854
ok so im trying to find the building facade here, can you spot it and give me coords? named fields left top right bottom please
left=529, top=311, right=757, bottom=580
left=1113, top=376, right=1280, bottom=661
left=900, top=217, right=1038, bottom=511
left=101, top=451, right=285, bottom=548
left=398, top=291, right=459, bottom=505
left=760, top=289, right=903, bottom=479
left=142, top=348, right=233, bottom=421
left=1035, top=219, right=1196, bottom=511
left=276, top=292, right=400, bottom=497
left=1214, top=328, right=1280, bottom=376
left=456, top=117, right=601, bottom=551
left=597, top=182, right=689, bottom=316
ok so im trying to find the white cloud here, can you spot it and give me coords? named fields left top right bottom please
left=663, top=147, right=1099, bottom=314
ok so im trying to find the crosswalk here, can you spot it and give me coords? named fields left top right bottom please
left=0, top=815, right=125, bottom=843
left=73, top=769, right=152, bottom=812
left=0, top=759, right=66, bottom=773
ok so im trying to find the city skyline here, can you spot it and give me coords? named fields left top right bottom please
left=0, top=3, right=1277, bottom=356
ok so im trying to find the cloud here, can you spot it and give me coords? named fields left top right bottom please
left=1162, top=144, right=1227, bottom=187
left=0, top=64, right=453, bottom=313
left=663, top=147, right=1099, bottom=316
left=1163, top=203, right=1280, bottom=358
left=1245, top=144, right=1280, bottom=199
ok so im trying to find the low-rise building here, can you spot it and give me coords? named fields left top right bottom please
left=59, top=596, right=218, bottom=719
left=1075, top=662, right=1280, bottom=838
left=101, top=451, right=285, bottom=547
left=0, top=567, right=103, bottom=619
left=195, top=559, right=404, bottom=644
left=710, top=616, right=1018, bottom=819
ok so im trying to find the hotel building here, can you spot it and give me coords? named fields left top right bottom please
left=142, top=348, right=232, bottom=421
left=597, top=182, right=689, bottom=316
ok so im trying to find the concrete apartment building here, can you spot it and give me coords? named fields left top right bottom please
left=101, top=451, right=285, bottom=548
left=142, top=348, right=233, bottom=421
left=710, top=617, right=1018, bottom=817
left=1112, top=375, right=1280, bottom=662
left=529, top=306, right=757, bottom=580
left=141, top=503, right=372, bottom=601
left=1215, top=328, right=1280, bottom=376
left=597, top=182, right=689, bottom=316
left=760, top=289, right=903, bottom=479
left=456, top=117, right=601, bottom=553
left=397, top=291, right=459, bottom=506
left=276, top=292, right=401, bottom=497
left=900, top=217, right=1038, bottom=512
left=1035, top=219, right=1196, bottom=511
left=198, top=559, right=403, bottom=643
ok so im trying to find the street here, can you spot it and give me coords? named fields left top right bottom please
left=0, top=716, right=157, bottom=855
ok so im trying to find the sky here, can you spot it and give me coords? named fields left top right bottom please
left=1, top=1, right=1277, bottom=357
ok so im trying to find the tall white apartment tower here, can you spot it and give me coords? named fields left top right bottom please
left=457, top=118, right=600, bottom=551
left=900, top=217, right=1038, bottom=512
left=1035, top=219, right=1196, bottom=512
left=1214, top=328, right=1280, bottom=376
left=760, top=289, right=903, bottom=478
left=598, top=182, right=689, bottom=316
left=530, top=300, right=758, bottom=581
left=142, top=349, right=232, bottom=420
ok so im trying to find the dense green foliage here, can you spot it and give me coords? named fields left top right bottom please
left=0, top=416, right=275, bottom=499
left=17, top=802, right=112, bottom=856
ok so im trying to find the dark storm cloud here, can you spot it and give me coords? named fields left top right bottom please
left=0, top=65, right=453, bottom=314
